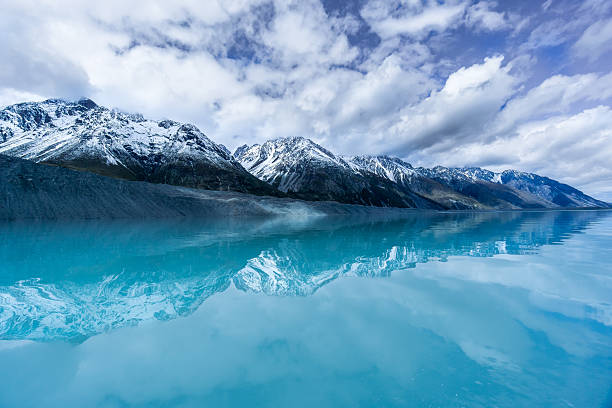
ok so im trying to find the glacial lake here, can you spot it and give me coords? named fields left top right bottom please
left=1, top=210, right=611, bottom=408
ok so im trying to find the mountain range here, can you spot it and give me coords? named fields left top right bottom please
left=0, top=98, right=608, bottom=217
left=234, top=137, right=608, bottom=209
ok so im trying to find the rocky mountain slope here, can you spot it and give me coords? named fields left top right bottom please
left=234, top=137, right=443, bottom=208
left=0, top=154, right=421, bottom=220
left=0, top=99, right=277, bottom=195
left=348, top=156, right=485, bottom=210
left=418, top=166, right=609, bottom=209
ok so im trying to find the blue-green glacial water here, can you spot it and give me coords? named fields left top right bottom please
left=0, top=210, right=611, bottom=407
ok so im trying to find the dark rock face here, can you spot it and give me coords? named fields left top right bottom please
left=0, top=99, right=279, bottom=197
left=77, top=98, right=98, bottom=110
left=0, top=155, right=421, bottom=220
left=0, top=154, right=216, bottom=219
left=348, top=156, right=486, bottom=210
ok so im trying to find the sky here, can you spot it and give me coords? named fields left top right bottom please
left=1, top=0, right=612, bottom=200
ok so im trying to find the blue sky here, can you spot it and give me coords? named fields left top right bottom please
left=1, top=0, right=612, bottom=199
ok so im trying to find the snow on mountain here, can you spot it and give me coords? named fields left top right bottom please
left=347, top=155, right=417, bottom=183
left=416, top=166, right=554, bottom=209
left=234, top=136, right=352, bottom=192
left=414, top=166, right=609, bottom=208
left=452, top=167, right=608, bottom=208
left=234, top=137, right=439, bottom=208
left=456, top=167, right=501, bottom=183
left=496, top=170, right=609, bottom=208
left=348, top=156, right=486, bottom=210
left=0, top=99, right=277, bottom=195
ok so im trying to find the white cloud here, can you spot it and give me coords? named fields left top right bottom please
left=573, top=18, right=612, bottom=62
left=262, top=1, right=358, bottom=67
left=361, top=0, right=512, bottom=38
left=0, top=89, right=46, bottom=109
left=382, top=55, right=518, bottom=154
left=433, top=107, right=612, bottom=201
left=493, top=71, right=612, bottom=135
left=361, top=0, right=468, bottom=39
left=465, top=2, right=509, bottom=31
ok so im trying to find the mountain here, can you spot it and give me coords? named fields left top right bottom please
left=0, top=154, right=423, bottom=220
left=234, top=136, right=443, bottom=209
left=418, top=166, right=608, bottom=209
left=235, top=137, right=608, bottom=209
left=347, top=156, right=486, bottom=210
left=0, top=99, right=277, bottom=196
left=487, top=169, right=607, bottom=208
left=416, top=166, right=551, bottom=209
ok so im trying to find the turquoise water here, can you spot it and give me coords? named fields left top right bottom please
left=1, top=211, right=611, bottom=407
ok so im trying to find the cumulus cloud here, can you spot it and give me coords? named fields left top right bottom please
left=493, top=71, right=612, bottom=135
left=361, top=0, right=468, bottom=39
left=380, top=55, right=518, bottom=154
left=435, top=107, right=612, bottom=201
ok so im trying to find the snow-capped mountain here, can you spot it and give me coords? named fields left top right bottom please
left=234, top=136, right=350, bottom=192
left=234, top=137, right=441, bottom=208
left=347, top=155, right=417, bottom=183
left=419, top=166, right=608, bottom=208
left=416, top=166, right=550, bottom=209
left=496, top=169, right=607, bottom=207
left=0, top=99, right=277, bottom=195
left=236, top=138, right=608, bottom=209
left=1, top=99, right=607, bottom=210
left=348, top=156, right=486, bottom=210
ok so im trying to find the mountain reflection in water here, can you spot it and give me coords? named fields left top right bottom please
left=1, top=210, right=609, bottom=342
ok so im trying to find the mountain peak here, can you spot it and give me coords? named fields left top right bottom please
left=0, top=99, right=278, bottom=196
left=77, top=98, right=98, bottom=109
left=267, top=136, right=330, bottom=154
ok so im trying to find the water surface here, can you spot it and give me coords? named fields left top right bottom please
left=1, top=211, right=611, bottom=407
